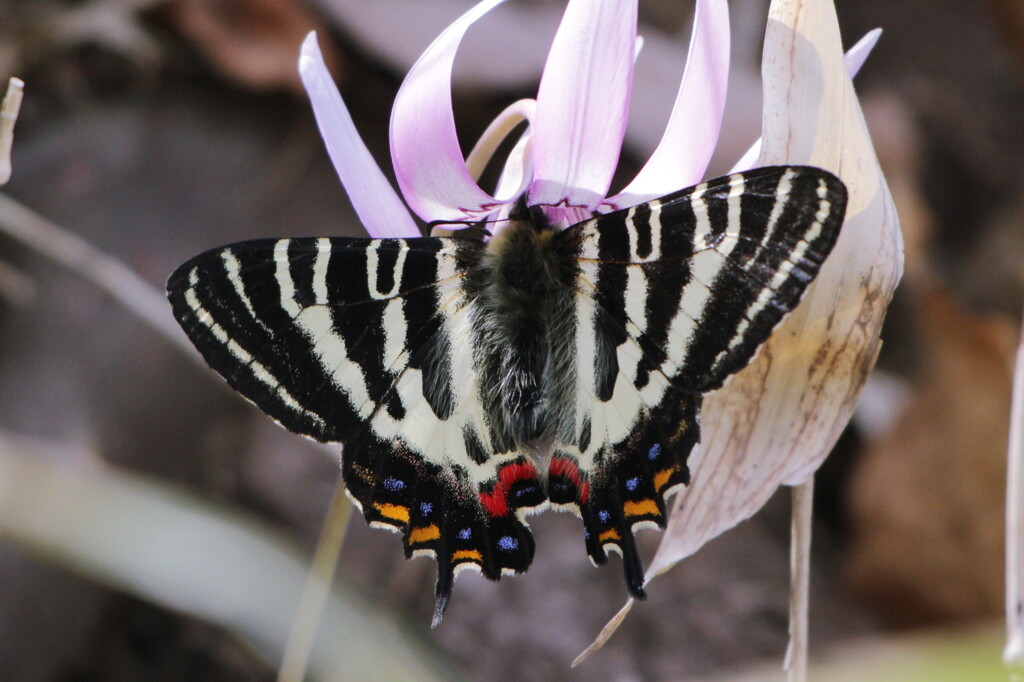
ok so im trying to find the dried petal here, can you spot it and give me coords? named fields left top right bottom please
left=660, top=0, right=903, bottom=581
left=729, top=28, right=884, bottom=174
left=299, top=33, right=419, bottom=238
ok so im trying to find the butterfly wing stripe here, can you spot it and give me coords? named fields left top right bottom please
left=571, top=166, right=845, bottom=393
left=273, top=239, right=378, bottom=417
left=559, top=164, right=846, bottom=472
left=312, top=238, right=331, bottom=304
left=367, top=238, right=409, bottom=299
left=182, top=268, right=327, bottom=431
left=175, top=260, right=349, bottom=439
left=382, top=298, right=407, bottom=369
left=222, top=249, right=271, bottom=334
left=681, top=170, right=845, bottom=388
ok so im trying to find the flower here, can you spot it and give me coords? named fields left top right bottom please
left=298, top=0, right=730, bottom=235
left=298, top=0, right=902, bottom=658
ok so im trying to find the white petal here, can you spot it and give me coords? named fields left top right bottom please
left=607, top=0, right=730, bottom=208
left=528, top=0, right=638, bottom=211
left=390, top=0, right=508, bottom=222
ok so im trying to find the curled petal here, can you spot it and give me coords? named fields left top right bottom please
left=463, top=101, right=535, bottom=237
left=730, top=28, right=884, bottom=174
left=390, top=0, right=506, bottom=222
left=492, top=132, right=534, bottom=204
left=607, top=0, right=730, bottom=208
left=299, top=33, right=419, bottom=239
left=464, top=98, right=536, bottom=201
left=528, top=0, right=637, bottom=212
left=581, top=0, right=903, bottom=658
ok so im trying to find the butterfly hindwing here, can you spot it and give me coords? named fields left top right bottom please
left=167, top=236, right=548, bottom=623
left=550, top=166, right=847, bottom=596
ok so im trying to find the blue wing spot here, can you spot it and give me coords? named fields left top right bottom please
left=625, top=477, right=640, bottom=491
left=458, top=528, right=472, bottom=540
left=516, top=487, right=535, bottom=497
left=648, top=443, right=661, bottom=460
left=598, top=510, right=611, bottom=523
left=419, top=502, right=433, bottom=516
left=583, top=529, right=590, bottom=539
left=382, top=477, right=405, bottom=492
left=497, top=536, right=519, bottom=551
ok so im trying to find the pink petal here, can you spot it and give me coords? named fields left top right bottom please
left=843, top=28, right=882, bottom=77
left=390, top=0, right=506, bottom=222
left=729, top=28, right=884, bottom=174
left=528, top=0, right=637, bottom=212
left=298, top=33, right=419, bottom=239
left=606, top=0, right=730, bottom=209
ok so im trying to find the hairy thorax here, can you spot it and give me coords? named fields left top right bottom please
left=468, top=217, right=580, bottom=451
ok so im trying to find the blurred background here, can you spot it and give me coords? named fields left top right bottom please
left=0, top=0, right=1021, bottom=680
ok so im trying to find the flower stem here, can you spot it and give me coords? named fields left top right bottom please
left=1004, top=311, right=1024, bottom=669
left=0, top=193, right=204, bottom=365
left=785, top=477, right=814, bottom=682
left=277, top=480, right=353, bottom=682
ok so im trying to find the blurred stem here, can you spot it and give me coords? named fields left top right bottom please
left=278, top=479, right=353, bottom=682
left=0, top=77, right=203, bottom=367
left=0, top=431, right=449, bottom=682
left=0, top=193, right=204, bottom=365
left=785, top=477, right=814, bottom=682
left=1004, top=310, right=1024, bottom=668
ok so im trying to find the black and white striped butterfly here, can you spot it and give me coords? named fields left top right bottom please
left=167, top=165, right=846, bottom=625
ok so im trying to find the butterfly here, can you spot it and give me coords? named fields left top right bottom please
left=167, top=165, right=846, bottom=625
